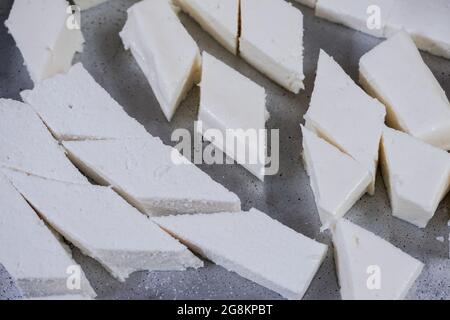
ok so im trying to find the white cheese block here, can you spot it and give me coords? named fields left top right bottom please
left=383, top=0, right=450, bottom=59
left=62, top=138, right=241, bottom=216
left=301, top=126, right=371, bottom=228
left=240, top=0, right=304, bottom=93
left=332, top=219, right=424, bottom=300
left=174, top=0, right=239, bottom=55
left=154, top=208, right=328, bottom=300
left=198, top=52, right=268, bottom=180
left=5, top=0, right=84, bottom=83
left=380, top=127, right=450, bottom=228
left=119, top=0, right=202, bottom=121
left=74, top=0, right=109, bottom=10
left=315, top=0, right=395, bottom=38
left=20, top=63, right=149, bottom=141
left=294, top=0, right=317, bottom=9
left=0, top=174, right=95, bottom=298
left=360, top=31, right=450, bottom=150
left=3, top=169, right=203, bottom=282
left=304, top=50, right=386, bottom=195
left=0, top=99, right=87, bottom=184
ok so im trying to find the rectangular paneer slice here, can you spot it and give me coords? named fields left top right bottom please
left=304, top=50, right=386, bottom=195
left=3, top=169, right=203, bottom=282
left=62, top=138, right=241, bottom=216
left=380, top=127, right=450, bottom=228
left=0, top=99, right=87, bottom=184
left=332, top=219, right=424, bottom=300
left=120, top=0, right=201, bottom=121
left=0, top=174, right=95, bottom=298
left=198, top=52, right=268, bottom=180
left=154, top=209, right=328, bottom=300
left=302, top=126, right=371, bottom=228
left=360, top=32, right=450, bottom=150
left=74, top=0, right=109, bottom=10
left=174, top=0, right=239, bottom=55
left=21, top=63, right=149, bottom=141
left=5, top=0, right=84, bottom=83
left=240, top=0, right=304, bottom=93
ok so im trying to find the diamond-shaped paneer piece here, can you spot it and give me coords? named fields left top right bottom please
left=20, top=63, right=149, bottom=142
left=304, top=50, right=386, bottom=195
left=5, top=0, right=84, bottom=83
left=380, top=127, right=450, bottom=228
left=332, top=219, right=424, bottom=300
left=0, top=99, right=88, bottom=184
left=3, top=169, right=203, bottom=282
left=302, top=126, right=371, bottom=228
left=198, top=52, right=268, bottom=180
left=360, top=31, right=450, bottom=150
left=0, top=173, right=95, bottom=299
left=62, top=138, right=241, bottom=216
left=154, top=208, right=328, bottom=300
left=174, top=0, right=239, bottom=55
left=119, top=0, right=201, bottom=121
left=240, top=0, right=304, bottom=93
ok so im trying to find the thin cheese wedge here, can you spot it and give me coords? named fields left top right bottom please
left=0, top=99, right=87, bottom=184
left=302, top=126, right=371, bottom=228
left=154, top=208, right=328, bottom=300
left=20, top=63, right=149, bottom=141
left=3, top=169, right=203, bottom=282
left=120, top=0, right=201, bottom=121
left=5, top=0, right=84, bottom=83
left=74, top=0, right=109, bottom=10
left=0, top=174, right=95, bottom=298
left=198, top=52, right=268, bottom=181
left=240, top=0, right=304, bottom=93
left=380, top=127, right=450, bottom=228
left=62, top=138, right=241, bottom=216
left=304, top=50, right=386, bottom=195
left=175, top=0, right=239, bottom=55
left=332, top=219, right=424, bottom=300
left=360, top=31, right=450, bottom=150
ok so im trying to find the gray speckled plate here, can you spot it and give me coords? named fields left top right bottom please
left=0, top=0, right=449, bottom=300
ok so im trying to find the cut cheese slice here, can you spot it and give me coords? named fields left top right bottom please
left=74, top=0, right=109, bottom=10
left=304, top=50, right=386, bottom=195
left=332, top=219, right=424, bottom=300
left=380, top=127, right=450, bottom=228
left=174, top=0, right=239, bottom=55
left=20, top=63, right=149, bottom=141
left=315, top=0, right=395, bottom=38
left=198, top=52, right=268, bottom=180
left=0, top=173, right=95, bottom=298
left=3, top=169, right=203, bottom=282
left=0, top=99, right=87, bottom=184
left=154, top=208, right=328, bottom=300
left=240, top=0, right=304, bottom=93
left=360, top=31, right=450, bottom=150
left=5, top=0, right=84, bottom=83
left=302, top=126, right=371, bottom=228
left=119, top=0, right=201, bottom=121
left=62, top=138, right=241, bottom=216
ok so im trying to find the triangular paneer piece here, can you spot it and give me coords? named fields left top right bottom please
left=3, top=169, right=203, bottom=282
left=62, top=137, right=241, bottom=216
left=380, top=127, right=450, bottom=228
left=154, top=208, right=328, bottom=300
left=0, top=99, right=87, bottom=184
left=302, top=126, right=371, bottom=228
left=198, top=52, right=268, bottom=180
left=240, top=0, right=304, bottom=93
left=20, top=63, right=149, bottom=141
left=332, top=219, right=424, bottom=300
left=175, top=0, right=239, bottom=55
left=0, top=173, right=95, bottom=298
left=304, top=50, right=386, bottom=195
left=119, top=0, right=201, bottom=121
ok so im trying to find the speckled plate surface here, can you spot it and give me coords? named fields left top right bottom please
left=0, top=0, right=449, bottom=300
